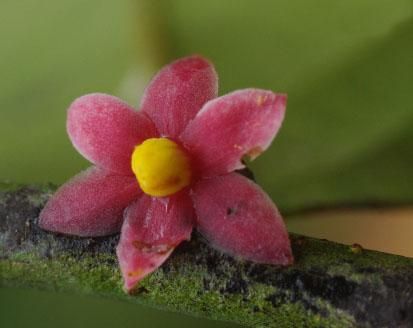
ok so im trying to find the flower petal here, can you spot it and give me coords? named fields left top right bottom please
left=67, top=93, right=158, bottom=175
left=116, top=192, right=195, bottom=293
left=191, top=173, right=293, bottom=265
left=181, top=89, right=286, bottom=177
left=140, top=55, right=218, bottom=138
left=39, top=166, right=141, bottom=237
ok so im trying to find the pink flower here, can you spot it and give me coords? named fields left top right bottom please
left=39, top=55, right=293, bottom=293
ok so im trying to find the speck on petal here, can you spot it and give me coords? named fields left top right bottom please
left=39, top=166, right=141, bottom=237
left=191, top=172, right=293, bottom=265
left=181, top=89, right=286, bottom=177
left=116, top=192, right=194, bottom=293
left=140, top=55, right=218, bottom=138
left=67, top=93, right=158, bottom=175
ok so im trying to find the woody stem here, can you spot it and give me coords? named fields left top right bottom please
left=1, top=185, right=412, bottom=327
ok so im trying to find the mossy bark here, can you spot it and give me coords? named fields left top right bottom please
left=0, top=186, right=412, bottom=327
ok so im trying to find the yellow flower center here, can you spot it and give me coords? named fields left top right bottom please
left=131, top=138, right=192, bottom=197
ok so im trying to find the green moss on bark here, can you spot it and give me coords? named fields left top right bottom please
left=1, top=186, right=413, bottom=327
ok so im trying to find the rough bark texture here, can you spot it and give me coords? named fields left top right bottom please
left=0, top=185, right=412, bottom=328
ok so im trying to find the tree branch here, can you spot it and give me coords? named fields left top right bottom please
left=1, top=186, right=412, bottom=327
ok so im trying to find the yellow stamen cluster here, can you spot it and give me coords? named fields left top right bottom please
left=131, top=138, right=192, bottom=197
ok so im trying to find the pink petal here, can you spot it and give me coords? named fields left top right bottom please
left=116, top=192, right=195, bottom=293
left=181, top=89, right=286, bottom=177
left=140, top=55, right=218, bottom=138
left=67, top=93, right=158, bottom=175
left=191, top=173, right=293, bottom=265
left=39, top=166, right=141, bottom=237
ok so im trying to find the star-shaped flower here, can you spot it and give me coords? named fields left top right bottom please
left=39, top=55, right=293, bottom=293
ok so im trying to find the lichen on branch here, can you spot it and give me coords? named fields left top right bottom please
left=1, top=186, right=412, bottom=327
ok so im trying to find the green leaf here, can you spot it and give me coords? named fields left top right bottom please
left=156, top=0, right=413, bottom=210
left=0, top=0, right=158, bottom=184
left=2, top=0, right=412, bottom=212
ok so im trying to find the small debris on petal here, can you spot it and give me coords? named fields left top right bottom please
left=128, top=268, right=144, bottom=277
left=256, top=94, right=268, bottom=106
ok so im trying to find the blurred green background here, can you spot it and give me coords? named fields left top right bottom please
left=1, top=0, right=412, bottom=327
